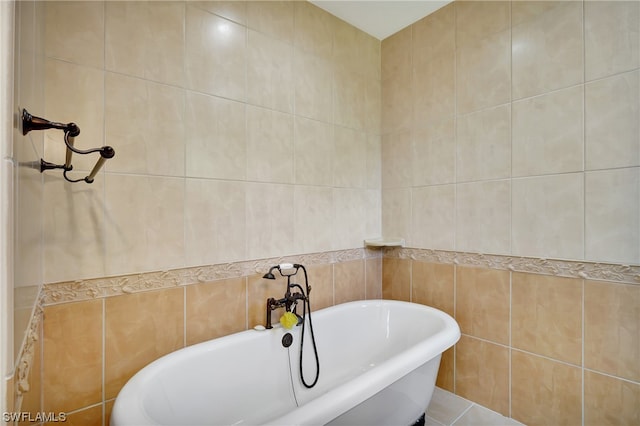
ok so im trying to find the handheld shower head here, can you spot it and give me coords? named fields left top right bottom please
left=263, top=263, right=299, bottom=279
left=263, top=266, right=278, bottom=279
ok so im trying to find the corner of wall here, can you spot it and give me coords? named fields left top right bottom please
left=0, top=0, right=16, bottom=420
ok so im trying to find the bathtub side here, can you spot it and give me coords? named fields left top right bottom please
left=111, top=327, right=298, bottom=426
left=278, top=300, right=460, bottom=425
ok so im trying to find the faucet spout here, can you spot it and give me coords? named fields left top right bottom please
left=265, top=290, right=307, bottom=329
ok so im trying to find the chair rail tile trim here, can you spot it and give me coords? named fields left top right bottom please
left=385, top=247, right=640, bottom=284
left=41, top=248, right=383, bottom=306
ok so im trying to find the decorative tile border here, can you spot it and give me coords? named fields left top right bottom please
left=385, top=247, right=640, bottom=285
left=42, top=248, right=383, bottom=306
left=15, top=292, right=43, bottom=404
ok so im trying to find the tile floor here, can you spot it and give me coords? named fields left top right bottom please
left=425, top=388, right=524, bottom=426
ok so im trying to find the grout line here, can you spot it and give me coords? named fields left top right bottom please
left=409, top=257, right=413, bottom=302
left=581, top=278, right=585, bottom=426
left=581, top=3, right=586, bottom=419
left=182, top=1, right=189, bottom=279
left=509, top=0, right=514, bottom=259
left=449, top=402, right=474, bottom=426
left=425, top=415, right=447, bottom=426
left=331, top=263, right=335, bottom=306
left=510, top=345, right=583, bottom=370
left=101, top=297, right=106, bottom=426
left=452, top=264, right=457, bottom=394
left=508, top=271, right=512, bottom=418
left=583, top=367, right=640, bottom=386
left=245, top=277, right=249, bottom=330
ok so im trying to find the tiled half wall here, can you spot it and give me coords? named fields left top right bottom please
left=12, top=249, right=382, bottom=425
left=11, top=247, right=640, bottom=426
left=383, top=248, right=640, bottom=426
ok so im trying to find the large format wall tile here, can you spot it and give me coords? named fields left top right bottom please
left=584, top=370, right=640, bottom=426
left=105, top=175, right=185, bottom=276
left=294, top=117, right=333, bottom=187
left=365, top=258, right=382, bottom=300
left=334, top=260, right=365, bottom=304
left=512, top=1, right=583, bottom=99
left=186, top=278, right=247, bottom=346
left=456, top=105, right=510, bottom=183
left=455, top=266, right=510, bottom=345
left=382, top=257, right=411, bottom=302
left=185, top=91, right=246, bottom=181
left=455, top=180, right=510, bottom=255
left=412, top=3, right=454, bottom=66
left=105, top=288, right=184, bottom=399
left=411, top=261, right=454, bottom=316
left=293, top=186, right=334, bottom=253
left=293, top=1, right=333, bottom=60
left=585, top=1, right=640, bottom=81
left=106, top=2, right=184, bottom=87
left=585, top=71, right=640, bottom=171
left=512, top=86, right=583, bottom=177
left=382, top=131, right=412, bottom=189
left=585, top=168, right=639, bottom=264
left=585, top=280, right=640, bottom=382
left=334, top=69, right=367, bottom=131
left=247, top=30, right=293, bottom=113
left=455, top=1, right=510, bottom=48
left=382, top=188, right=411, bottom=246
left=413, top=117, right=455, bottom=186
left=412, top=185, right=455, bottom=251
left=185, top=179, right=246, bottom=266
left=246, top=1, right=293, bottom=43
left=245, top=182, right=295, bottom=260
left=456, top=29, right=510, bottom=115
left=512, top=273, right=582, bottom=365
left=305, top=263, right=334, bottom=310
left=382, top=71, right=412, bottom=133
left=512, top=174, right=584, bottom=259
left=334, top=126, right=367, bottom=188
left=185, top=6, right=246, bottom=101
left=246, top=106, right=294, bottom=184
left=511, top=350, right=582, bottom=426
left=381, top=25, right=411, bottom=81
left=105, top=73, right=185, bottom=176
left=44, top=59, right=104, bottom=172
left=43, top=300, right=102, bottom=413
left=455, top=336, right=509, bottom=416
left=333, top=188, right=367, bottom=249
left=413, top=50, right=455, bottom=125
left=294, top=50, right=333, bottom=123
left=44, top=177, right=105, bottom=283
left=45, top=1, right=104, bottom=68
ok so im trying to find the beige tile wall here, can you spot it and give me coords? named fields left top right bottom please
left=28, top=0, right=381, bottom=285
left=383, top=256, right=640, bottom=425
left=10, top=1, right=640, bottom=425
left=381, top=0, right=640, bottom=265
left=15, top=257, right=380, bottom=425
left=13, top=0, right=45, bottom=365
left=11, top=1, right=382, bottom=420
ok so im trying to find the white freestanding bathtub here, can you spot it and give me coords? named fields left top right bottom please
left=111, top=300, right=460, bottom=426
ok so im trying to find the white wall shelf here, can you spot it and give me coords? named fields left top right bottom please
left=364, top=238, right=405, bottom=248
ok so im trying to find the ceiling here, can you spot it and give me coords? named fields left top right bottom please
left=310, top=0, right=453, bottom=40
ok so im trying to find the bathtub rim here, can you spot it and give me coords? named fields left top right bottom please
left=111, top=299, right=460, bottom=426
left=269, top=300, right=460, bottom=425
